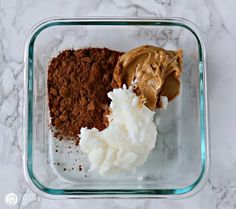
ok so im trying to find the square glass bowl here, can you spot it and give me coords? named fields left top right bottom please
left=23, top=18, right=209, bottom=198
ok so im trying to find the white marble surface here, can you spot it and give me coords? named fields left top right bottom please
left=0, top=0, right=236, bottom=208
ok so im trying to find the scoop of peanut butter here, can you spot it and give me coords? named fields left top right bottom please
left=112, top=45, right=183, bottom=110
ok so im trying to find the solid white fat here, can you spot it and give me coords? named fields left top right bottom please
left=79, top=86, right=158, bottom=176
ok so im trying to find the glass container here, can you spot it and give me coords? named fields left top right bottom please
left=23, top=18, right=209, bottom=198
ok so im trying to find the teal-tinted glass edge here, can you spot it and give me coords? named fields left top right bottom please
left=27, top=19, right=207, bottom=196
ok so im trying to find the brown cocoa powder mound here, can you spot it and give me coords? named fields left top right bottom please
left=48, top=48, right=123, bottom=143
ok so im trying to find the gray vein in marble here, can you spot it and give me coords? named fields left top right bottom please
left=208, top=179, right=236, bottom=209
left=154, top=0, right=171, bottom=6
left=94, top=0, right=105, bottom=10
left=209, top=0, right=236, bottom=39
left=110, top=0, right=159, bottom=17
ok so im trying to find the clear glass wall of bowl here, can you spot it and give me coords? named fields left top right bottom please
left=24, top=18, right=209, bottom=198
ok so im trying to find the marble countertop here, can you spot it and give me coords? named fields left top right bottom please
left=0, top=0, right=236, bottom=208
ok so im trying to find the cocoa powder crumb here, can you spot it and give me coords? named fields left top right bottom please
left=48, top=48, right=123, bottom=143
left=59, top=87, right=70, bottom=98
left=87, top=100, right=95, bottom=111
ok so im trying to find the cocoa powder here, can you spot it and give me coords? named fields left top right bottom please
left=48, top=48, right=123, bottom=143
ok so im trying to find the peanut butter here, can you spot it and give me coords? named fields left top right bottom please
left=112, top=45, right=183, bottom=110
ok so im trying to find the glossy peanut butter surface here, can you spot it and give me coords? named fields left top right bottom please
left=113, top=45, right=183, bottom=110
